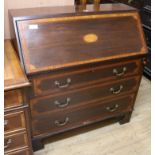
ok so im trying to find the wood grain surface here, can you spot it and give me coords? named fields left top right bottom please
left=30, top=76, right=140, bottom=116
left=32, top=95, right=134, bottom=136
left=33, top=77, right=150, bottom=155
left=16, top=11, right=146, bottom=74
left=4, top=40, right=30, bottom=91
left=4, top=131, right=28, bottom=153
left=4, top=90, right=23, bottom=110
left=32, top=59, right=141, bottom=97
left=4, top=110, right=26, bottom=135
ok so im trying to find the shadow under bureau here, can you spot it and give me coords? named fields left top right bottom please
left=9, top=3, right=147, bottom=152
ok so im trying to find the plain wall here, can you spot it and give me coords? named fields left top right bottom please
left=4, top=0, right=74, bottom=39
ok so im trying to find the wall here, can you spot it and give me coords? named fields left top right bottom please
left=4, top=0, right=74, bottom=39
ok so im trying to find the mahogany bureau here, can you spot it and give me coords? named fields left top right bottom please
left=9, top=3, right=147, bottom=152
left=4, top=40, right=32, bottom=155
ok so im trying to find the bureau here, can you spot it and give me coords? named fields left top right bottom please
left=9, top=3, right=147, bottom=152
left=4, top=40, right=32, bottom=155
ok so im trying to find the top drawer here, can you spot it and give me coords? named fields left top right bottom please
left=5, top=90, right=23, bottom=110
left=32, top=59, right=142, bottom=97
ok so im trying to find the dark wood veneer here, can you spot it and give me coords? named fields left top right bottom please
left=32, top=59, right=141, bottom=97
left=8, top=4, right=147, bottom=152
left=32, top=95, right=134, bottom=136
left=30, top=76, right=140, bottom=116
left=17, top=12, right=145, bottom=75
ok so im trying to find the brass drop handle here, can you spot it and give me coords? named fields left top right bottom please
left=54, top=78, right=71, bottom=89
left=54, top=98, right=71, bottom=108
left=110, top=85, right=123, bottom=94
left=113, top=67, right=127, bottom=77
left=106, top=104, right=119, bottom=112
left=4, top=120, right=8, bottom=127
left=55, top=117, right=69, bottom=127
left=4, top=139, right=12, bottom=149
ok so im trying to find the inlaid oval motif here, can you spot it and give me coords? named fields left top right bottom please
left=83, top=33, right=98, bottom=43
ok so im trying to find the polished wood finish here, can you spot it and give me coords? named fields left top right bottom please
left=76, top=0, right=151, bottom=79
left=17, top=11, right=146, bottom=75
left=32, top=95, right=134, bottom=136
left=32, top=59, right=141, bottom=97
left=4, top=90, right=23, bottom=110
left=9, top=3, right=136, bottom=19
left=108, top=1, right=151, bottom=79
left=4, top=40, right=30, bottom=91
left=5, top=148, right=30, bottom=155
left=4, top=111, right=26, bottom=134
left=4, top=131, right=28, bottom=153
left=4, top=40, right=32, bottom=155
left=31, top=76, right=140, bottom=116
left=9, top=4, right=147, bottom=75
left=9, top=4, right=147, bottom=152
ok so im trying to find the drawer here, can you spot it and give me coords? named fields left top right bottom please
left=30, top=76, right=140, bottom=116
left=4, top=132, right=28, bottom=153
left=4, top=111, right=26, bottom=134
left=5, top=148, right=30, bottom=155
left=5, top=90, right=23, bottom=110
left=32, top=95, right=134, bottom=136
left=33, top=59, right=142, bottom=96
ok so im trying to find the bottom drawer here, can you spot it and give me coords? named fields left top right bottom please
left=32, top=95, right=135, bottom=136
left=5, top=148, right=30, bottom=155
left=4, top=132, right=28, bottom=153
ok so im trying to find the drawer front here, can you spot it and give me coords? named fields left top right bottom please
left=4, top=132, right=28, bottom=153
left=5, top=148, right=30, bottom=155
left=33, top=59, right=142, bottom=96
left=31, top=76, right=140, bottom=116
left=5, top=90, right=23, bottom=110
left=32, top=95, right=134, bottom=136
left=4, top=111, right=26, bottom=134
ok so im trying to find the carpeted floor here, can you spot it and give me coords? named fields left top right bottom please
left=34, top=76, right=151, bottom=155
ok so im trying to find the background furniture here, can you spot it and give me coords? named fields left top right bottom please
left=140, top=0, right=151, bottom=79
left=75, top=0, right=151, bottom=79
left=4, top=40, right=32, bottom=155
left=9, top=4, right=147, bottom=152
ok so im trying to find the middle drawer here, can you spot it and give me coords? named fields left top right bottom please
left=30, top=76, right=140, bottom=116
left=4, top=111, right=26, bottom=134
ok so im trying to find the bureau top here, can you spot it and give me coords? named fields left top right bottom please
left=9, top=4, right=136, bottom=20
left=4, top=40, right=30, bottom=91
left=9, top=4, right=147, bottom=75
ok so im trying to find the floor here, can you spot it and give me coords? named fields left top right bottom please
left=34, top=76, right=151, bottom=155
